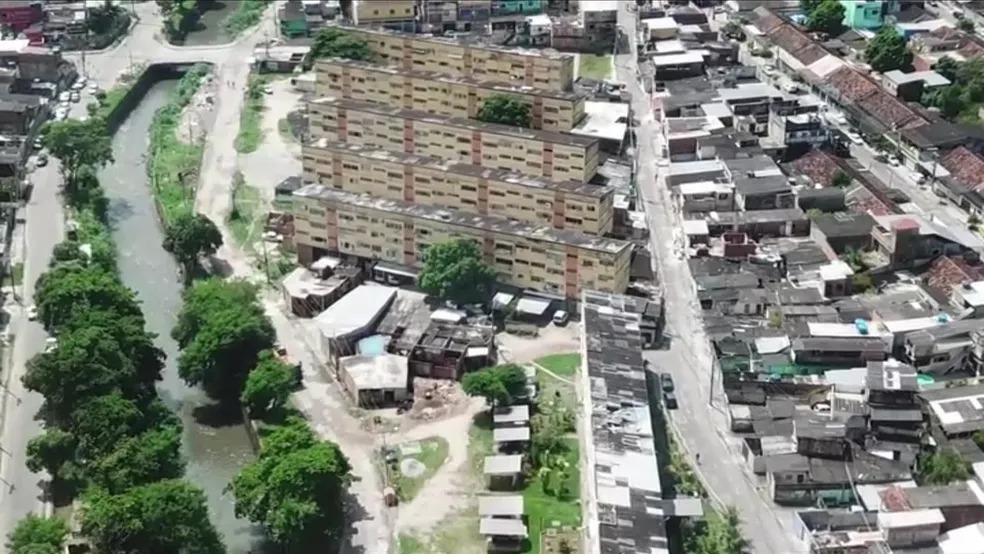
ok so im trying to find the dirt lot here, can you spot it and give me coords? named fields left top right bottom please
left=497, top=323, right=581, bottom=364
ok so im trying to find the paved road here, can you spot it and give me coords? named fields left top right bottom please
left=616, top=4, right=807, bottom=553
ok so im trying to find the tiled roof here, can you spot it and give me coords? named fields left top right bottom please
left=795, top=43, right=829, bottom=66
left=929, top=26, right=964, bottom=41
left=925, top=255, right=984, bottom=297
left=857, top=91, right=919, bottom=129
left=826, top=66, right=879, bottom=103
left=846, top=186, right=894, bottom=217
left=942, top=147, right=984, bottom=192
left=958, top=41, right=984, bottom=59
left=792, top=150, right=842, bottom=187
left=767, top=24, right=826, bottom=64
left=752, top=6, right=785, bottom=34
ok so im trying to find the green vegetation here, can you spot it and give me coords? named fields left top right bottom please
left=85, top=1, right=132, bottom=50
left=278, top=118, right=300, bottom=144
left=6, top=262, right=23, bottom=287
left=683, top=506, right=747, bottom=554
left=418, top=239, right=496, bottom=305
left=526, top=438, right=580, bottom=554
left=89, top=83, right=133, bottom=121
left=922, top=57, right=984, bottom=123
left=461, top=363, right=529, bottom=406
left=235, top=75, right=274, bottom=154
left=832, top=171, right=851, bottom=188
left=397, top=508, right=485, bottom=554
left=229, top=171, right=262, bottom=247
left=477, top=94, right=531, bottom=128
left=221, top=0, right=270, bottom=37
left=865, top=27, right=913, bottom=73
left=309, top=27, right=374, bottom=61
left=918, top=449, right=971, bottom=485
left=158, top=0, right=201, bottom=42
left=535, top=354, right=580, bottom=377
left=958, top=18, right=976, bottom=33
left=668, top=434, right=705, bottom=497
left=384, top=437, right=450, bottom=502
left=41, top=119, right=114, bottom=189
left=147, top=63, right=210, bottom=225
left=7, top=514, right=69, bottom=554
left=578, top=54, right=612, bottom=80
left=241, top=349, right=297, bottom=419
left=804, top=0, right=844, bottom=35
left=162, top=211, right=223, bottom=284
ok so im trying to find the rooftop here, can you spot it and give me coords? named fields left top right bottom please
left=309, top=96, right=598, bottom=149
left=493, top=404, right=530, bottom=424
left=313, top=57, right=584, bottom=101
left=478, top=495, right=525, bottom=517
left=882, top=69, right=952, bottom=87
left=339, top=353, right=409, bottom=391
left=313, top=285, right=397, bottom=339
left=581, top=290, right=669, bottom=554
left=923, top=383, right=984, bottom=435
left=484, top=454, right=523, bottom=475
left=306, top=139, right=612, bottom=199
left=811, top=212, right=875, bottom=239
left=294, top=185, right=631, bottom=255
left=334, top=24, right=574, bottom=60
left=570, top=101, right=629, bottom=142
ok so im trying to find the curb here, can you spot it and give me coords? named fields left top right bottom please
left=67, top=10, right=141, bottom=56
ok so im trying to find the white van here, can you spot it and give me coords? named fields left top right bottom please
left=552, top=310, right=569, bottom=326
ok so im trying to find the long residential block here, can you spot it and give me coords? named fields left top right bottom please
left=314, top=57, right=586, bottom=132
left=334, top=25, right=575, bottom=91
left=291, top=185, right=631, bottom=299
left=301, top=139, right=614, bottom=235
left=307, top=96, right=600, bottom=183
left=349, top=0, right=415, bottom=25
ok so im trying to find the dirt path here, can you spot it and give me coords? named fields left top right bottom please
left=238, top=78, right=301, bottom=202
left=177, top=74, right=217, bottom=145
left=392, top=397, right=485, bottom=533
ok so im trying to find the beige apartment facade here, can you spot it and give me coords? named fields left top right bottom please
left=291, top=185, right=631, bottom=299
left=335, top=25, right=575, bottom=91
left=308, top=97, right=600, bottom=183
left=349, top=0, right=416, bottom=25
left=314, top=58, right=586, bottom=132
left=301, top=140, right=614, bottom=235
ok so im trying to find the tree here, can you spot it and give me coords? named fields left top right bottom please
left=162, top=212, right=223, bottom=283
left=309, top=27, right=373, bottom=61
left=87, top=0, right=125, bottom=35
left=852, top=272, right=874, bottom=292
left=805, top=208, right=824, bottom=219
left=477, top=95, right=531, bottom=128
left=800, top=0, right=824, bottom=13
left=418, top=239, right=497, bottom=306
left=241, top=350, right=295, bottom=418
left=70, top=392, right=144, bottom=459
left=88, top=428, right=185, bottom=494
left=831, top=171, right=851, bottom=189
left=689, top=506, right=746, bottom=554
left=231, top=423, right=351, bottom=549
left=6, top=514, right=68, bottom=554
left=33, top=264, right=142, bottom=332
left=805, top=0, right=844, bottom=35
left=40, top=118, right=113, bottom=189
left=934, top=57, right=961, bottom=82
left=865, top=27, right=912, bottom=73
left=919, top=450, right=970, bottom=485
left=49, top=241, right=84, bottom=267
left=172, top=278, right=261, bottom=346
left=174, top=279, right=276, bottom=402
left=461, top=364, right=528, bottom=406
left=82, top=479, right=224, bottom=554
left=25, top=430, right=83, bottom=493
left=958, top=18, right=976, bottom=33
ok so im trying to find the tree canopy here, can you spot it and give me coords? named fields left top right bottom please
left=162, top=212, right=223, bottom=283
left=831, top=171, right=851, bottom=189
left=310, top=27, right=373, bottom=61
left=922, top=57, right=984, bottom=122
left=461, top=363, right=528, bottom=406
left=805, top=0, right=844, bottom=35
left=241, top=350, right=296, bottom=418
left=40, top=118, right=113, bottom=188
left=6, top=514, right=68, bottom=554
left=82, top=479, right=224, bottom=554
left=865, top=27, right=912, bottom=73
left=174, top=279, right=276, bottom=402
left=231, top=418, right=351, bottom=548
left=417, top=239, right=497, bottom=305
left=687, top=506, right=746, bottom=554
left=919, top=449, right=971, bottom=485
left=477, top=95, right=532, bottom=128
left=33, top=264, right=143, bottom=332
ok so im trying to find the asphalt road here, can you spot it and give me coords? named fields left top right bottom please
left=617, top=4, right=807, bottom=552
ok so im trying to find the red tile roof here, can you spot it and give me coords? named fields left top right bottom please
left=792, top=150, right=842, bottom=187
left=879, top=486, right=912, bottom=512
left=753, top=7, right=785, bottom=34
left=825, top=66, right=879, bottom=103
left=857, top=91, right=920, bottom=129
left=846, top=186, right=894, bottom=217
left=959, top=41, right=984, bottom=59
left=942, top=147, right=984, bottom=192
left=926, top=255, right=984, bottom=296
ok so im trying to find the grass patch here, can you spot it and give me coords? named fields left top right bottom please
left=398, top=534, right=426, bottom=554
left=90, top=84, right=131, bottom=120
left=7, top=262, right=23, bottom=287
left=578, top=54, right=612, bottom=80
left=147, top=64, right=210, bottom=226
left=524, top=438, right=581, bottom=554
left=220, top=0, right=270, bottom=37
left=229, top=171, right=262, bottom=248
left=384, top=437, right=450, bottom=502
left=235, top=75, right=275, bottom=154
left=468, top=411, right=495, bottom=481
left=535, top=353, right=580, bottom=377
left=277, top=117, right=299, bottom=144
left=399, top=507, right=486, bottom=554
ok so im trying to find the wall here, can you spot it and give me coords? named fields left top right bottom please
left=103, top=63, right=213, bottom=134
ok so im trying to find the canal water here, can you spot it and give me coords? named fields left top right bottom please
left=98, top=79, right=267, bottom=553
left=182, top=0, right=238, bottom=46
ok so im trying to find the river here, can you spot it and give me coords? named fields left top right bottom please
left=98, top=78, right=267, bottom=553
left=182, top=0, right=238, bottom=46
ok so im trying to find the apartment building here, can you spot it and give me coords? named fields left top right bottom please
left=308, top=96, right=600, bottom=183
left=301, top=139, right=614, bottom=234
left=347, top=0, right=416, bottom=26
left=334, top=25, right=575, bottom=91
left=291, top=185, right=631, bottom=298
left=314, top=58, right=586, bottom=132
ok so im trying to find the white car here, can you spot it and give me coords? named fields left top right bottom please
left=87, top=83, right=99, bottom=94
left=71, top=80, right=85, bottom=91
left=846, top=132, right=864, bottom=145
left=887, top=156, right=900, bottom=167
left=57, top=90, right=70, bottom=103
left=69, top=91, right=80, bottom=103
left=26, top=305, right=37, bottom=321
left=44, top=337, right=57, bottom=353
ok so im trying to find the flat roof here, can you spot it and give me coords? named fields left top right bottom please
left=309, top=97, right=598, bottom=149
left=581, top=290, right=669, bottom=554
left=717, top=83, right=780, bottom=102
left=294, top=185, right=631, bottom=255
left=883, top=69, right=952, bottom=87
left=493, top=426, right=531, bottom=442
left=642, top=17, right=678, bottom=30
left=306, top=140, right=612, bottom=199
left=339, top=353, right=409, bottom=390
left=314, top=57, right=584, bottom=101
left=493, top=404, right=530, bottom=424
left=923, top=383, right=984, bottom=435
left=877, top=509, right=945, bottom=529
left=314, top=285, right=397, bottom=339
left=570, top=101, right=629, bottom=142
left=651, top=51, right=705, bottom=67
left=580, top=0, right=619, bottom=11
left=479, top=517, right=527, bottom=537
left=334, top=24, right=574, bottom=60
left=484, top=454, right=523, bottom=475
left=478, top=495, right=525, bottom=517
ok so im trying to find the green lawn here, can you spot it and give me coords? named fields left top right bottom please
left=91, top=83, right=132, bottom=120
left=524, top=438, right=581, bottom=554
left=235, top=75, right=276, bottom=154
left=535, top=354, right=580, bottom=377
left=6, top=262, right=23, bottom=287
left=578, top=54, right=612, bottom=80
left=398, top=507, right=485, bottom=554
left=385, top=437, right=450, bottom=502
left=220, top=0, right=270, bottom=37
left=229, top=172, right=262, bottom=248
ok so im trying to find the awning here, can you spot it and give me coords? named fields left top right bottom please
left=515, top=297, right=551, bottom=316
left=373, top=261, right=418, bottom=279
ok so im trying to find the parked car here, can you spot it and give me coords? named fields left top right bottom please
left=887, top=156, right=900, bottom=167
left=36, top=153, right=48, bottom=167
left=32, top=138, right=42, bottom=150
left=660, top=372, right=675, bottom=392
left=552, top=310, right=569, bottom=326
left=69, top=91, right=80, bottom=103
left=663, top=391, right=678, bottom=410
left=57, top=90, right=70, bottom=103
left=846, top=131, right=864, bottom=145
left=26, top=305, right=37, bottom=321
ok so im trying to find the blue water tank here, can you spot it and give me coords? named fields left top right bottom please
left=937, top=313, right=951, bottom=323
left=854, top=319, right=869, bottom=335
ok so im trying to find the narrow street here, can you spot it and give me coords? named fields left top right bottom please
left=615, top=4, right=806, bottom=552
